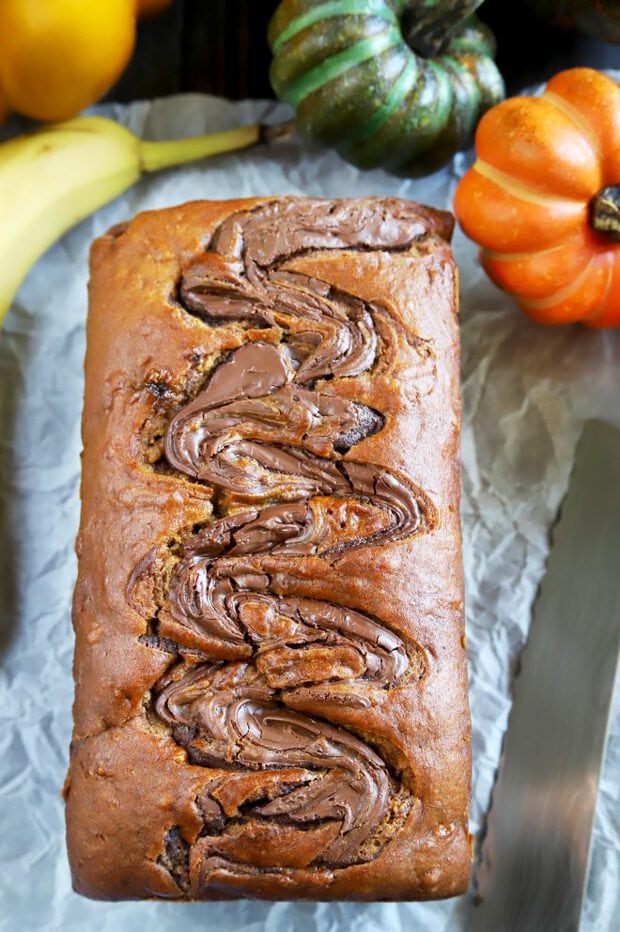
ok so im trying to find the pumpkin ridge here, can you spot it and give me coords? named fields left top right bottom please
left=270, top=0, right=397, bottom=52
left=439, top=53, right=482, bottom=115
left=520, top=255, right=596, bottom=309
left=542, top=90, right=602, bottom=162
left=339, top=58, right=454, bottom=171
left=346, top=56, right=419, bottom=146
left=427, top=57, right=455, bottom=124
left=481, top=234, right=598, bottom=301
left=474, top=159, right=585, bottom=207
left=281, top=28, right=402, bottom=108
left=582, top=254, right=615, bottom=322
left=483, top=243, right=568, bottom=262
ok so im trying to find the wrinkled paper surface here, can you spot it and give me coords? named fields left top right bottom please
left=0, top=93, right=618, bottom=932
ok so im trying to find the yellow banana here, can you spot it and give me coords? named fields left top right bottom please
left=0, top=115, right=290, bottom=324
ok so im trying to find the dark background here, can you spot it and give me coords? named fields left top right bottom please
left=110, top=0, right=619, bottom=105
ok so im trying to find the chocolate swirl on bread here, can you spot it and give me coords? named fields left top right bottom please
left=155, top=660, right=392, bottom=867
left=132, top=199, right=442, bottom=881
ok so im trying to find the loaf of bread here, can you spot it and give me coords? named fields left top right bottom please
left=65, top=196, right=470, bottom=901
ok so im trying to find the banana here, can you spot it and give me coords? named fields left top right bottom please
left=0, top=115, right=291, bottom=325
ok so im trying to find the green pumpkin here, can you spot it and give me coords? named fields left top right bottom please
left=268, top=0, right=504, bottom=175
left=529, top=0, right=620, bottom=42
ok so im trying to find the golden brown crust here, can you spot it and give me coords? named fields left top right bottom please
left=65, top=197, right=470, bottom=901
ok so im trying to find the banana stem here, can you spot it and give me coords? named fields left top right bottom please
left=139, top=120, right=295, bottom=173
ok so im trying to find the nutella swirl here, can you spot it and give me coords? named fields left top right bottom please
left=134, top=199, right=441, bottom=877
left=167, top=512, right=410, bottom=698
left=155, top=661, right=390, bottom=865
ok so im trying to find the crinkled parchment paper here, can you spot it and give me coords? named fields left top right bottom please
left=0, top=92, right=618, bottom=932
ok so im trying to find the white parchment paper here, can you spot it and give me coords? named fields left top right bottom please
left=0, top=93, right=618, bottom=932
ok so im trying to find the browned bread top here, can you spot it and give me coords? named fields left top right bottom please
left=65, top=197, right=470, bottom=901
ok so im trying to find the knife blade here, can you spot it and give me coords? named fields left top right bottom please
left=473, top=419, right=620, bottom=932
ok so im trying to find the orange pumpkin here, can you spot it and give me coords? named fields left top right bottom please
left=454, top=68, right=620, bottom=327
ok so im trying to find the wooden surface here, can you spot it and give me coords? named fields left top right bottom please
left=110, top=0, right=619, bottom=106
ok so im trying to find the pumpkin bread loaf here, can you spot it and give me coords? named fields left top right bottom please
left=65, top=196, right=471, bottom=901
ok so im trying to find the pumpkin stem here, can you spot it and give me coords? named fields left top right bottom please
left=591, top=185, right=620, bottom=243
left=401, top=0, right=485, bottom=56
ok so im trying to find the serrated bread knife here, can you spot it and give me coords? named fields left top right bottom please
left=473, top=420, right=620, bottom=932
